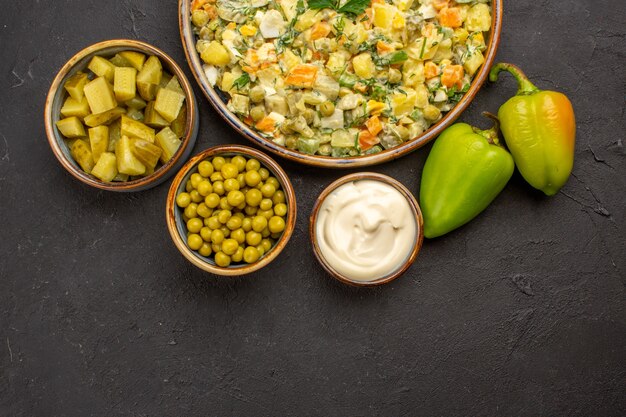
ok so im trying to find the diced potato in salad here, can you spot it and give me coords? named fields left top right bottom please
left=191, top=0, right=492, bottom=157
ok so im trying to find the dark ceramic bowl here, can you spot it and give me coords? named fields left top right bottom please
left=179, top=0, right=503, bottom=168
left=166, top=145, right=297, bottom=276
left=309, top=172, right=424, bottom=286
left=45, top=39, right=199, bottom=192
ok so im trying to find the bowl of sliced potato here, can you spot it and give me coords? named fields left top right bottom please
left=45, top=39, right=199, bottom=191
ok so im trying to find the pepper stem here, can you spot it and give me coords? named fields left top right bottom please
left=489, top=63, right=539, bottom=96
left=473, top=112, right=503, bottom=147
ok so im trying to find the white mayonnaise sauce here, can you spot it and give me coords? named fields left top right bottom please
left=315, top=180, right=417, bottom=281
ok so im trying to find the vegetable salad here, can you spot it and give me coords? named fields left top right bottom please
left=191, top=0, right=492, bottom=157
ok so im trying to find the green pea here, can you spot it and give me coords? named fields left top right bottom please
left=256, top=244, right=265, bottom=257
left=232, top=246, right=244, bottom=263
left=249, top=85, right=265, bottom=103
left=212, top=156, right=226, bottom=171
left=246, top=231, right=262, bottom=246
left=190, top=190, right=203, bottom=203
left=242, top=217, right=252, bottom=232
left=224, top=178, right=240, bottom=192
left=184, top=203, right=198, bottom=219
left=245, top=170, right=262, bottom=187
left=197, top=203, right=212, bottom=218
left=198, top=160, right=214, bottom=177
left=226, top=216, right=243, bottom=231
left=176, top=192, right=191, bottom=208
left=190, top=173, right=203, bottom=189
left=187, top=218, right=203, bottom=233
left=245, top=188, right=263, bottom=206
left=320, top=101, right=335, bottom=117
left=227, top=190, right=245, bottom=207
left=215, top=252, right=231, bottom=267
left=205, top=193, right=221, bottom=208
left=210, top=172, right=224, bottom=182
left=232, top=155, right=247, bottom=172
left=274, top=203, right=287, bottom=217
left=221, top=163, right=238, bottom=180
left=237, top=173, right=246, bottom=188
left=265, top=177, right=280, bottom=190
left=213, top=181, right=225, bottom=195
left=258, top=167, right=270, bottom=180
left=268, top=216, right=286, bottom=233
left=222, top=239, right=239, bottom=256
left=206, top=216, right=221, bottom=230
left=200, top=226, right=212, bottom=241
left=272, top=190, right=286, bottom=205
left=261, top=238, right=272, bottom=252
left=187, top=234, right=203, bottom=250
left=252, top=216, right=268, bottom=233
left=244, top=205, right=258, bottom=216
left=231, top=228, right=246, bottom=244
left=243, top=246, right=260, bottom=264
left=217, top=210, right=232, bottom=224
left=185, top=180, right=193, bottom=193
left=260, top=183, right=276, bottom=198
left=219, top=197, right=232, bottom=211
left=260, top=198, right=273, bottom=211
left=246, top=158, right=261, bottom=172
left=211, top=229, right=225, bottom=244
left=250, top=106, right=265, bottom=122
left=197, top=180, right=213, bottom=196
left=198, top=242, right=212, bottom=257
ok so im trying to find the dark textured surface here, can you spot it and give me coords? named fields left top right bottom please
left=1, top=1, right=625, bottom=415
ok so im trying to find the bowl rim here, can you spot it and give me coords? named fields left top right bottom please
left=179, top=0, right=503, bottom=168
left=309, top=172, right=424, bottom=287
left=44, top=39, right=198, bottom=191
left=166, top=144, right=298, bottom=276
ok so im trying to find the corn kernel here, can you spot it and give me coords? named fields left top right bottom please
left=240, top=25, right=257, bottom=37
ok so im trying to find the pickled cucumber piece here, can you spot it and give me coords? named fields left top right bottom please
left=108, top=119, right=121, bottom=152
left=154, top=88, right=185, bottom=123
left=137, top=81, right=160, bottom=101
left=125, top=96, right=147, bottom=110
left=70, top=139, right=95, bottom=173
left=155, top=127, right=182, bottom=163
left=126, top=107, right=144, bottom=122
left=56, top=117, right=86, bottom=138
left=109, top=54, right=131, bottom=67
left=116, top=135, right=146, bottom=176
left=84, top=107, right=126, bottom=127
left=64, top=72, right=89, bottom=101
left=119, top=51, right=146, bottom=71
left=120, top=115, right=155, bottom=143
left=130, top=138, right=162, bottom=169
left=144, top=101, right=169, bottom=128
left=165, top=76, right=184, bottom=94
left=170, top=105, right=187, bottom=138
left=91, top=152, right=118, bottom=182
left=113, top=67, right=137, bottom=102
left=160, top=72, right=173, bottom=89
left=83, top=77, right=117, bottom=114
left=136, top=55, right=162, bottom=85
left=87, top=56, right=115, bottom=83
left=60, top=96, right=90, bottom=119
left=88, top=125, right=109, bottom=163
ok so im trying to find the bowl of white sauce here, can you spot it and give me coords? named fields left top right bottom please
left=310, top=173, right=424, bottom=286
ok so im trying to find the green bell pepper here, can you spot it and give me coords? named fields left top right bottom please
left=420, top=115, right=515, bottom=239
left=489, top=63, right=576, bottom=196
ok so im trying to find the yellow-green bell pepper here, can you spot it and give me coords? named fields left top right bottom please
left=489, top=63, right=576, bottom=196
left=420, top=115, right=515, bottom=239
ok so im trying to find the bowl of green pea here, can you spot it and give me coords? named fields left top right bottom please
left=166, top=145, right=297, bottom=276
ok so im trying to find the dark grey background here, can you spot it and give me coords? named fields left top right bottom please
left=1, top=1, right=625, bottom=416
